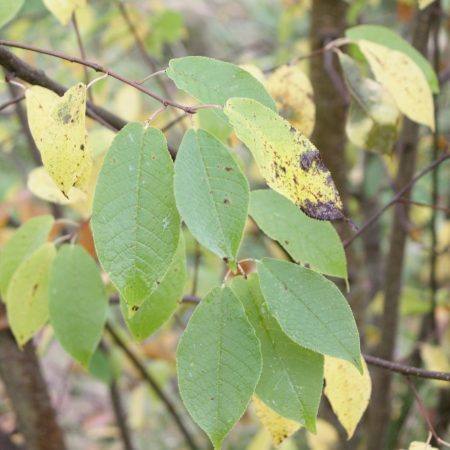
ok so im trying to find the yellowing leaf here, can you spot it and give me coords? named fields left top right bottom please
left=224, top=97, right=343, bottom=220
left=28, top=166, right=86, bottom=205
left=253, top=395, right=302, bottom=447
left=267, top=65, right=315, bottom=137
left=26, top=83, right=92, bottom=197
left=418, top=0, right=436, bottom=9
left=306, top=419, right=338, bottom=450
left=324, top=356, right=371, bottom=439
left=70, top=151, right=106, bottom=219
left=420, top=343, right=450, bottom=389
left=357, top=40, right=435, bottom=130
left=6, top=243, right=56, bottom=347
left=43, top=0, right=86, bottom=25
left=409, top=442, right=439, bottom=450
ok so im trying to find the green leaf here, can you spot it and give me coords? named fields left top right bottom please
left=346, top=25, right=439, bottom=93
left=49, top=245, right=108, bottom=366
left=0, top=215, right=54, bottom=299
left=88, top=347, right=121, bottom=385
left=250, top=190, right=347, bottom=279
left=177, top=286, right=262, bottom=449
left=257, top=258, right=361, bottom=371
left=0, top=0, right=24, bottom=29
left=6, top=243, right=56, bottom=347
left=166, top=56, right=276, bottom=111
left=121, top=234, right=186, bottom=342
left=197, top=109, right=233, bottom=142
left=230, top=274, right=323, bottom=431
left=174, top=128, right=249, bottom=264
left=224, top=97, right=343, bottom=221
left=92, top=123, right=180, bottom=310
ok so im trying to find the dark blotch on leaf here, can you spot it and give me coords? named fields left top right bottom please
left=302, top=199, right=344, bottom=221
left=131, top=305, right=139, bottom=312
left=299, top=150, right=321, bottom=171
left=225, top=166, right=233, bottom=172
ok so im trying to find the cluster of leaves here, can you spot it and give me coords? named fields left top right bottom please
left=0, top=2, right=440, bottom=449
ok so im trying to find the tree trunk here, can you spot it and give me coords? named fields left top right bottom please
left=367, top=7, right=435, bottom=449
left=0, top=307, right=67, bottom=450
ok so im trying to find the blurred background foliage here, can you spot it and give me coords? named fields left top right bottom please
left=2, top=0, right=450, bottom=449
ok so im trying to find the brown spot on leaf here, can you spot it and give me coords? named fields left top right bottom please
left=223, top=198, right=230, bottom=205
left=225, top=166, right=233, bottom=172
left=131, top=305, right=139, bottom=312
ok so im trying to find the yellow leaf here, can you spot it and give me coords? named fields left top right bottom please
left=357, top=40, right=435, bottom=130
left=306, top=419, right=338, bottom=450
left=113, top=85, right=142, bottom=122
left=26, top=83, right=92, bottom=197
left=43, top=0, right=86, bottom=25
left=324, top=356, right=371, bottom=439
left=418, top=0, right=436, bottom=9
left=420, top=343, right=450, bottom=389
left=267, top=65, right=315, bottom=138
left=28, top=166, right=86, bottom=205
left=408, top=441, right=439, bottom=450
left=70, top=151, right=106, bottom=219
left=253, top=395, right=302, bottom=447
left=224, top=97, right=343, bottom=220
left=6, top=243, right=56, bottom=348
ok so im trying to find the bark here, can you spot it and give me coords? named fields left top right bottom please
left=0, top=307, right=66, bottom=450
left=310, top=0, right=348, bottom=204
left=367, top=7, right=435, bottom=450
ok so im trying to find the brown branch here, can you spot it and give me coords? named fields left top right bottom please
left=344, top=152, right=450, bottom=248
left=364, top=354, right=450, bottom=382
left=0, top=306, right=66, bottom=450
left=109, top=380, right=135, bottom=450
left=0, top=40, right=221, bottom=114
left=0, top=46, right=126, bottom=130
left=105, top=323, right=200, bottom=450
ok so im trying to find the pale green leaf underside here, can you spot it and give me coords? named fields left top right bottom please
left=250, top=190, right=347, bottom=279
left=7, top=243, right=56, bottom=347
left=0, top=0, right=24, bottom=29
left=177, top=286, right=262, bottom=449
left=230, top=274, right=323, bottom=431
left=0, top=215, right=54, bottom=299
left=346, top=24, right=439, bottom=93
left=257, top=258, right=362, bottom=371
left=121, top=234, right=187, bottom=342
left=174, top=128, right=249, bottom=263
left=49, top=245, right=108, bottom=367
left=92, top=123, right=180, bottom=309
left=166, top=56, right=276, bottom=111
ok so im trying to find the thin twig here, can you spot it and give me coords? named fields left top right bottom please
left=364, top=354, right=450, bottom=382
left=397, top=198, right=450, bottom=214
left=0, top=94, right=25, bottom=112
left=344, top=153, right=450, bottom=248
left=0, top=41, right=220, bottom=115
left=105, top=323, right=199, bottom=450
left=71, top=13, right=93, bottom=103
